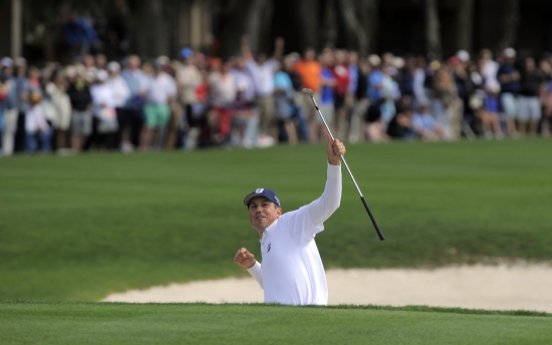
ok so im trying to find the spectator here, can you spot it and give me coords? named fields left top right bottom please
left=25, top=92, right=52, bottom=152
left=432, top=65, right=462, bottom=139
left=45, top=70, right=72, bottom=152
left=518, top=57, right=544, bottom=136
left=230, top=56, right=258, bottom=148
left=316, top=50, right=336, bottom=142
left=106, top=61, right=131, bottom=151
left=120, top=55, right=147, bottom=151
left=295, top=47, right=321, bottom=142
left=207, top=60, right=236, bottom=146
left=540, top=58, right=552, bottom=138
left=450, top=54, right=477, bottom=137
left=367, top=54, right=384, bottom=106
left=480, top=49, right=499, bottom=91
left=175, top=47, right=203, bottom=150
left=365, top=98, right=388, bottom=143
left=62, top=9, right=99, bottom=58
left=282, top=53, right=309, bottom=142
left=242, top=35, right=283, bottom=146
left=1, top=57, right=18, bottom=156
left=398, top=56, right=416, bottom=97
left=380, top=59, right=401, bottom=127
left=273, top=61, right=298, bottom=144
left=142, top=58, right=177, bottom=150
left=497, top=48, right=520, bottom=137
left=332, top=49, right=350, bottom=141
left=387, top=96, right=415, bottom=140
left=349, top=57, right=370, bottom=143
left=346, top=51, right=364, bottom=143
left=412, top=104, right=444, bottom=141
left=90, top=69, right=118, bottom=149
left=480, top=81, right=503, bottom=139
left=95, top=54, right=107, bottom=71
left=66, top=66, right=93, bottom=152
left=413, top=55, right=432, bottom=107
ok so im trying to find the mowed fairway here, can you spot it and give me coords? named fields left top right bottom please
left=2, top=140, right=551, bottom=344
left=0, top=302, right=551, bottom=345
left=1, top=139, right=551, bottom=301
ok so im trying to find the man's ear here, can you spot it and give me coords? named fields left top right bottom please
left=276, top=207, right=283, bottom=216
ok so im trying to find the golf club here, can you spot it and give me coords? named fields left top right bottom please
left=302, top=88, right=385, bottom=241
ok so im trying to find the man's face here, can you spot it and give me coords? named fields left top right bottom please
left=248, top=197, right=282, bottom=231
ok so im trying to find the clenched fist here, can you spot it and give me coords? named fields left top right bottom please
left=234, top=247, right=256, bottom=269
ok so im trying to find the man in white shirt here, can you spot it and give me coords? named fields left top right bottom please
left=234, top=135, right=346, bottom=305
left=176, top=48, right=202, bottom=150
left=241, top=35, right=284, bottom=146
left=142, top=58, right=177, bottom=150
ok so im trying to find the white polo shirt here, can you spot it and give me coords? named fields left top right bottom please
left=248, top=163, right=341, bottom=305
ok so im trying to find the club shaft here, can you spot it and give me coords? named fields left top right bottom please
left=310, top=95, right=385, bottom=241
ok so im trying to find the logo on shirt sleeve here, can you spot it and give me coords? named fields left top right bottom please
left=267, top=243, right=272, bottom=253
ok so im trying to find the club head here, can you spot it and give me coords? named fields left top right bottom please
left=302, top=88, right=314, bottom=96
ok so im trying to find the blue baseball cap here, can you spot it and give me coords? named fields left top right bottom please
left=244, top=188, right=281, bottom=208
left=180, top=47, right=193, bottom=59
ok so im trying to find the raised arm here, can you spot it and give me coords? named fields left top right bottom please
left=273, top=37, right=285, bottom=61
left=240, top=34, right=252, bottom=60
left=307, top=134, right=345, bottom=225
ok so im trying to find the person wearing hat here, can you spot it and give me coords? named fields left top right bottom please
left=234, top=134, right=346, bottom=305
left=141, top=57, right=177, bottom=150
left=175, top=47, right=202, bottom=150
left=497, top=48, right=520, bottom=137
left=25, top=91, right=52, bottom=152
left=106, top=61, right=131, bottom=151
left=1, top=57, right=19, bottom=156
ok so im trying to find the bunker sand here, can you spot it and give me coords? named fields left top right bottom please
left=103, top=263, right=552, bottom=312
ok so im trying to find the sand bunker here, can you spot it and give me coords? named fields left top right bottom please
left=102, top=263, right=552, bottom=312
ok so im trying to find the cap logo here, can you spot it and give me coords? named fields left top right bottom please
left=256, top=188, right=264, bottom=193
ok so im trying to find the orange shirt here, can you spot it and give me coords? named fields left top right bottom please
left=295, top=60, right=322, bottom=92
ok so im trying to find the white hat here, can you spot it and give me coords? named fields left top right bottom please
left=107, top=61, right=120, bottom=72
left=1, top=57, right=13, bottom=67
left=65, top=66, right=77, bottom=78
left=14, top=57, right=27, bottom=66
left=456, top=50, right=470, bottom=62
left=96, top=69, right=109, bottom=82
left=155, top=55, right=170, bottom=67
left=367, top=54, right=381, bottom=66
left=503, top=48, right=516, bottom=58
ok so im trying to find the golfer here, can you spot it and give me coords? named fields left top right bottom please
left=234, top=134, right=346, bottom=305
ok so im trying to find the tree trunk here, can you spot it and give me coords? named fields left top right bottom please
left=497, top=0, right=519, bottom=51
left=424, top=0, right=442, bottom=60
left=359, top=0, right=379, bottom=55
left=135, top=0, right=169, bottom=57
left=321, top=0, right=338, bottom=49
left=334, top=0, right=369, bottom=54
left=295, top=0, right=320, bottom=50
left=216, top=0, right=271, bottom=59
left=457, top=0, right=474, bottom=52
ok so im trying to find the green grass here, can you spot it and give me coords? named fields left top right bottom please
left=0, top=301, right=550, bottom=345
left=1, top=139, right=551, bottom=300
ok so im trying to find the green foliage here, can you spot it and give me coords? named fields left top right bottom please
left=0, top=139, right=551, bottom=300
left=0, top=301, right=551, bottom=345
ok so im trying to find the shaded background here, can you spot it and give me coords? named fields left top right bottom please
left=1, top=0, right=552, bottom=64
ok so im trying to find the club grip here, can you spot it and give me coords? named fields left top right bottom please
left=361, top=196, right=385, bottom=241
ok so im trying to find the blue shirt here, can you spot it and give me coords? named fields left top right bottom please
left=320, top=68, right=335, bottom=104
left=368, top=70, right=383, bottom=101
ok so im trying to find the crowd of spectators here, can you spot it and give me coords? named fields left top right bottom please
left=1, top=38, right=552, bottom=157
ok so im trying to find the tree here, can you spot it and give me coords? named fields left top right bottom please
left=424, top=0, right=442, bottom=60
left=497, top=0, right=519, bottom=51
